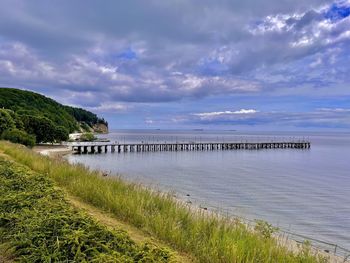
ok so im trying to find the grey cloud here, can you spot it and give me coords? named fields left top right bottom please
left=0, top=0, right=348, bottom=108
left=185, top=108, right=350, bottom=128
left=0, top=41, right=260, bottom=104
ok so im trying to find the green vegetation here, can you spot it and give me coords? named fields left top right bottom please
left=0, top=157, right=172, bottom=262
left=21, top=115, right=69, bottom=143
left=254, top=220, right=279, bottom=239
left=0, top=109, right=16, bottom=134
left=64, top=105, right=107, bottom=128
left=0, top=141, right=328, bottom=263
left=0, top=87, right=107, bottom=144
left=1, top=129, right=35, bottom=147
left=80, top=132, right=97, bottom=142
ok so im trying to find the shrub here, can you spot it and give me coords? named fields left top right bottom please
left=254, top=220, right=279, bottom=239
left=1, top=129, right=36, bottom=147
left=53, top=126, right=69, bottom=142
left=80, top=132, right=96, bottom=142
left=20, top=115, right=69, bottom=143
left=0, top=109, right=15, bottom=135
left=80, top=122, right=91, bottom=132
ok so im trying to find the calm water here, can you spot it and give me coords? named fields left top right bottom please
left=67, top=130, right=350, bottom=249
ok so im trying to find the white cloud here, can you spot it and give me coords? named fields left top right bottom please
left=145, top=119, right=154, bottom=124
left=87, top=103, right=129, bottom=113
left=318, top=108, right=350, bottom=112
left=193, top=109, right=258, bottom=119
left=249, top=13, right=304, bottom=35
left=183, top=108, right=350, bottom=128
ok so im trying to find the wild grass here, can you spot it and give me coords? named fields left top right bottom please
left=0, top=157, right=172, bottom=262
left=0, top=141, right=328, bottom=263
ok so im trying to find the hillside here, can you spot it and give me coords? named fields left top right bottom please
left=0, top=88, right=107, bottom=132
left=0, top=87, right=108, bottom=144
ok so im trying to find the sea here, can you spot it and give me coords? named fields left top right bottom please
left=66, top=130, right=350, bottom=252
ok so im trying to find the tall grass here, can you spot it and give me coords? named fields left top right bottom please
left=0, top=141, right=327, bottom=262
left=0, top=157, right=172, bottom=262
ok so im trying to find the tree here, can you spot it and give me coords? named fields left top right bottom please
left=1, top=128, right=36, bottom=147
left=20, top=115, right=70, bottom=143
left=0, top=109, right=15, bottom=135
left=0, top=88, right=108, bottom=133
left=20, top=115, right=57, bottom=143
left=6, top=109, right=24, bottom=130
left=53, top=126, right=69, bottom=142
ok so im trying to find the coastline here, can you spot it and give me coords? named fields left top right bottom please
left=33, top=144, right=72, bottom=157
left=27, top=142, right=347, bottom=262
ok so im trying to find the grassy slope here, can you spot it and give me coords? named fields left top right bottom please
left=66, top=194, right=194, bottom=262
left=0, top=141, right=328, bottom=263
left=0, top=156, right=173, bottom=262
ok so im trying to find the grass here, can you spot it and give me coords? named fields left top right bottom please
left=0, top=157, right=173, bottom=262
left=0, top=141, right=328, bottom=262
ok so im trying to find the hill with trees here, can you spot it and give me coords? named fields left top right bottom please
left=0, top=87, right=108, bottom=145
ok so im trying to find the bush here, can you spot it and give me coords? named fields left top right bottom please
left=80, top=122, right=91, bottom=132
left=20, top=115, right=68, bottom=143
left=53, top=126, right=69, bottom=142
left=254, top=220, right=279, bottom=239
left=1, top=129, right=36, bottom=147
left=80, top=132, right=96, bottom=142
left=0, top=109, right=15, bottom=134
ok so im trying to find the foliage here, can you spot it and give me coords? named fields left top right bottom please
left=54, top=126, right=69, bottom=142
left=1, top=129, right=35, bottom=147
left=0, top=109, right=15, bottom=135
left=0, top=88, right=77, bottom=132
left=1, top=109, right=24, bottom=130
left=80, top=122, right=91, bottom=132
left=0, top=108, right=69, bottom=144
left=53, top=126, right=69, bottom=142
left=64, top=106, right=107, bottom=127
left=254, top=219, right=279, bottom=239
left=0, top=87, right=107, bottom=134
left=80, top=132, right=96, bottom=142
left=20, top=115, right=63, bottom=143
left=20, top=115, right=54, bottom=142
left=0, top=141, right=328, bottom=263
left=0, top=158, right=173, bottom=262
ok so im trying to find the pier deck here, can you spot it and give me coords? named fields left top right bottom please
left=69, top=141, right=311, bottom=154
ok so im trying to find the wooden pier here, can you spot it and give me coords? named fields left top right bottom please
left=70, top=141, right=311, bottom=154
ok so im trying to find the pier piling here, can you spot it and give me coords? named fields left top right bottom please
left=71, top=141, right=311, bottom=154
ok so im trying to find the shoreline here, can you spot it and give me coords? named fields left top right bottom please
left=33, top=144, right=73, bottom=157
left=30, top=143, right=347, bottom=262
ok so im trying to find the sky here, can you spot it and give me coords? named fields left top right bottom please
left=0, top=0, right=350, bottom=130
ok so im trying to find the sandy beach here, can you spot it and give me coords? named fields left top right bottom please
left=33, top=144, right=72, bottom=157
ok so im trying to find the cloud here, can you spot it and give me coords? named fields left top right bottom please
left=193, top=109, right=258, bottom=119
left=145, top=119, right=154, bottom=125
left=164, top=107, right=350, bottom=128
left=0, top=41, right=261, bottom=104
left=0, top=1, right=350, bottom=129
left=86, top=103, right=129, bottom=113
left=318, top=107, right=350, bottom=112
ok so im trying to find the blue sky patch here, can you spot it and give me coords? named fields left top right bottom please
left=198, top=58, right=228, bottom=76
left=324, top=2, right=350, bottom=21
left=117, top=47, right=137, bottom=60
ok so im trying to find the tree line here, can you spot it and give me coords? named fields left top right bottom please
left=0, top=88, right=108, bottom=146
